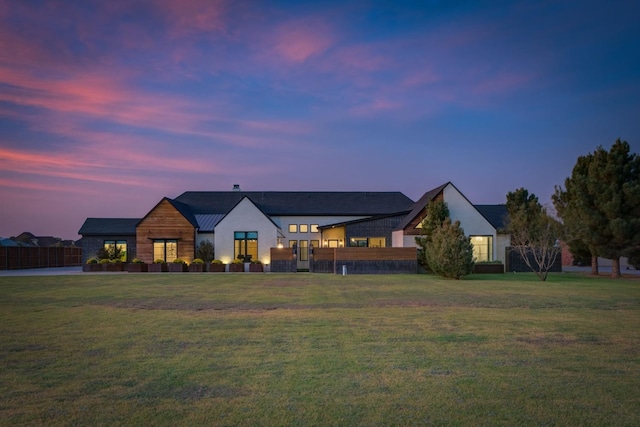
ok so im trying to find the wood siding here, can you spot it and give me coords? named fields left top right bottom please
left=404, top=192, right=444, bottom=236
left=312, top=247, right=416, bottom=261
left=136, top=200, right=196, bottom=263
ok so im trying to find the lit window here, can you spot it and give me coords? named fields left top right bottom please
left=471, top=236, right=493, bottom=262
left=104, top=240, right=127, bottom=261
left=289, top=224, right=298, bottom=233
left=299, top=224, right=309, bottom=233
left=299, top=240, right=309, bottom=261
left=234, top=232, right=258, bottom=262
left=310, top=224, right=319, bottom=233
left=153, top=240, right=177, bottom=262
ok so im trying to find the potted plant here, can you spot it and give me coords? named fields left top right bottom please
left=249, top=260, right=263, bottom=272
left=148, top=259, right=168, bottom=273
left=229, top=259, right=244, bottom=272
left=188, top=258, right=205, bottom=272
left=127, top=258, right=148, bottom=273
left=209, top=259, right=225, bottom=272
left=169, top=259, right=187, bottom=272
left=83, top=257, right=102, bottom=272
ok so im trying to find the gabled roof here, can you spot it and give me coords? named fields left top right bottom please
left=78, top=218, right=139, bottom=236
left=166, top=198, right=199, bottom=228
left=395, top=182, right=449, bottom=230
left=317, top=211, right=410, bottom=229
left=174, top=191, right=414, bottom=216
left=474, top=205, right=508, bottom=230
left=194, top=214, right=226, bottom=232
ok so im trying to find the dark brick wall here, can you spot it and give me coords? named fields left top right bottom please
left=79, top=235, right=137, bottom=263
left=345, top=214, right=407, bottom=247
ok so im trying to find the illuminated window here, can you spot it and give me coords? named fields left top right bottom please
left=153, top=240, right=177, bottom=262
left=299, top=224, right=309, bottom=233
left=471, top=236, right=493, bottom=262
left=289, top=240, right=297, bottom=248
left=310, top=224, right=319, bottom=233
left=234, top=232, right=258, bottom=262
left=299, top=240, right=309, bottom=261
left=348, top=237, right=386, bottom=248
left=104, top=240, right=127, bottom=261
left=310, top=239, right=319, bottom=249
left=288, top=224, right=298, bottom=233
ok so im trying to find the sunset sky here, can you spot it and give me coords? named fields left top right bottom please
left=1, top=0, right=639, bottom=240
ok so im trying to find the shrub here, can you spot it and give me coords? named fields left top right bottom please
left=86, top=258, right=98, bottom=264
left=154, top=259, right=166, bottom=264
left=172, top=259, right=185, bottom=264
left=99, top=259, right=110, bottom=264
left=195, top=240, right=214, bottom=264
left=426, top=218, right=474, bottom=279
left=131, top=258, right=144, bottom=264
left=252, top=260, right=262, bottom=265
left=231, top=259, right=243, bottom=265
left=191, top=258, right=204, bottom=264
left=211, top=259, right=223, bottom=265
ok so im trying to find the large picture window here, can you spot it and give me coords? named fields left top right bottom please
left=235, top=231, right=258, bottom=262
left=153, top=240, right=177, bottom=262
left=104, top=240, right=127, bottom=261
left=471, top=236, right=493, bottom=262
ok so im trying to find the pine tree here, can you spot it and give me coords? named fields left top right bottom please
left=553, top=139, right=640, bottom=278
left=415, top=201, right=450, bottom=271
left=425, top=218, right=474, bottom=279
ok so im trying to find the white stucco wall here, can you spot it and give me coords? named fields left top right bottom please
left=214, top=198, right=279, bottom=265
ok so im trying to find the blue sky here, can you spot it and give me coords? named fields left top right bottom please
left=1, top=0, right=638, bottom=239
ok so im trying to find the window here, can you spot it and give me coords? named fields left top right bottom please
left=310, top=240, right=319, bottom=250
left=299, top=240, right=309, bottom=261
left=234, top=232, right=258, bottom=262
left=471, top=236, right=493, bottom=262
left=310, top=224, right=319, bottom=233
left=348, top=237, right=386, bottom=248
left=299, top=224, right=309, bottom=233
left=104, top=240, right=127, bottom=261
left=288, top=224, right=298, bottom=233
left=153, top=240, right=177, bottom=262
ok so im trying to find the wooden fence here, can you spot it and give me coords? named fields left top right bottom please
left=310, top=247, right=417, bottom=274
left=0, top=247, right=83, bottom=270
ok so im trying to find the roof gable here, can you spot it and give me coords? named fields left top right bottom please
left=395, top=182, right=449, bottom=231
left=78, top=218, right=139, bottom=236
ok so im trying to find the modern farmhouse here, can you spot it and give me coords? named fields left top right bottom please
left=78, top=182, right=509, bottom=270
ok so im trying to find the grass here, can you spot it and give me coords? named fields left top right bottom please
left=1, top=272, right=639, bottom=426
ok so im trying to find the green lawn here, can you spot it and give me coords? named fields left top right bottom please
left=1, top=272, right=639, bottom=426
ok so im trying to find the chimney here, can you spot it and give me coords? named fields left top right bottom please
left=233, top=184, right=241, bottom=192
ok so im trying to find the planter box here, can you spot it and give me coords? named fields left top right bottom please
left=249, top=264, right=264, bottom=272
left=169, top=263, right=188, bottom=272
left=105, top=263, right=125, bottom=272
left=127, top=263, right=148, bottom=273
left=474, top=263, right=504, bottom=274
left=228, top=263, right=244, bottom=272
left=83, top=264, right=103, bottom=272
left=188, top=264, right=205, bottom=273
left=148, top=263, right=168, bottom=272
left=209, top=263, right=226, bottom=272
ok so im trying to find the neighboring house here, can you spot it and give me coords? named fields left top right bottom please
left=78, top=182, right=510, bottom=268
left=6, top=232, right=77, bottom=248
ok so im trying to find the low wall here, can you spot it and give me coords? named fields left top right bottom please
left=310, top=247, right=417, bottom=274
left=0, top=247, right=83, bottom=270
left=270, top=247, right=297, bottom=273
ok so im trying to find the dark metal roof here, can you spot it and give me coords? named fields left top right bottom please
left=78, top=218, right=139, bottom=236
left=317, top=212, right=410, bottom=229
left=173, top=191, right=415, bottom=216
left=474, top=205, right=508, bottom=230
left=395, top=183, right=448, bottom=230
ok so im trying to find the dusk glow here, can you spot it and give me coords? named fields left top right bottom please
left=1, top=0, right=638, bottom=240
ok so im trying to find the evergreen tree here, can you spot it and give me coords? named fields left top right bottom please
left=415, top=201, right=450, bottom=270
left=553, top=139, right=640, bottom=278
left=425, top=218, right=474, bottom=279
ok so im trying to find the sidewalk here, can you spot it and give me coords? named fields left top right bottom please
left=0, top=267, right=83, bottom=276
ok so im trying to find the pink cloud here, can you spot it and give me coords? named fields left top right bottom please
left=269, top=18, right=336, bottom=63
